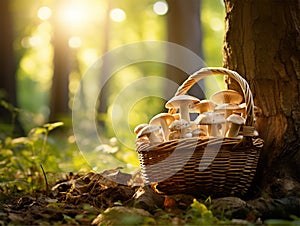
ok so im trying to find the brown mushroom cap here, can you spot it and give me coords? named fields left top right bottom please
left=210, top=89, right=243, bottom=105
left=227, top=114, right=245, bottom=125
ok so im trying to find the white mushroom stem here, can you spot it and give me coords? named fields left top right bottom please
left=208, top=125, right=220, bottom=137
left=160, top=121, right=169, bottom=141
left=180, top=105, right=190, bottom=122
left=223, top=110, right=234, bottom=135
left=227, top=123, right=242, bottom=137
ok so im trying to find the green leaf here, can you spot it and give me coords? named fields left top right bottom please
left=43, top=122, right=64, bottom=131
left=28, top=127, right=47, bottom=136
left=0, top=100, right=19, bottom=113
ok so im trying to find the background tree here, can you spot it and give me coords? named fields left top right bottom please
left=223, top=0, right=300, bottom=196
left=166, top=0, right=205, bottom=99
left=49, top=3, right=71, bottom=121
left=0, top=0, right=23, bottom=136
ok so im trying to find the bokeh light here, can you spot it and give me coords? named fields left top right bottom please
left=69, top=36, right=82, bottom=48
left=110, top=8, right=126, bottom=22
left=210, top=17, right=223, bottom=31
left=58, top=1, right=89, bottom=29
left=81, top=49, right=98, bottom=66
left=37, top=6, right=52, bottom=21
left=153, top=1, right=168, bottom=15
left=28, top=36, right=43, bottom=47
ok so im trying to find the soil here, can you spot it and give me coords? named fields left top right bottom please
left=0, top=169, right=299, bottom=225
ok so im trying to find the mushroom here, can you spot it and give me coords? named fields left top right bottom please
left=194, top=114, right=208, bottom=135
left=214, top=103, right=244, bottom=135
left=165, top=95, right=200, bottom=122
left=214, top=103, right=243, bottom=118
left=192, top=128, right=207, bottom=137
left=190, top=99, right=216, bottom=114
left=149, top=113, right=175, bottom=141
left=169, top=131, right=181, bottom=140
left=172, top=113, right=181, bottom=120
left=226, top=114, right=245, bottom=137
left=134, top=123, right=148, bottom=135
left=233, top=103, right=246, bottom=117
left=137, top=125, right=163, bottom=143
left=199, top=112, right=226, bottom=137
left=210, top=89, right=243, bottom=105
left=169, top=119, right=192, bottom=138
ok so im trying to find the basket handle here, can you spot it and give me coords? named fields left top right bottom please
left=168, top=67, right=254, bottom=127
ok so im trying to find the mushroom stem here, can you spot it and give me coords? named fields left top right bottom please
left=208, top=125, right=220, bottom=137
left=160, top=121, right=169, bottom=141
left=180, top=106, right=190, bottom=122
left=227, top=123, right=242, bottom=137
left=220, top=110, right=234, bottom=136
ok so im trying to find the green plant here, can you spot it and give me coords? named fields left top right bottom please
left=0, top=122, right=64, bottom=195
left=185, top=198, right=216, bottom=224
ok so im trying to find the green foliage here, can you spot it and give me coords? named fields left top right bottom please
left=185, top=198, right=217, bottom=225
left=0, top=122, right=64, bottom=194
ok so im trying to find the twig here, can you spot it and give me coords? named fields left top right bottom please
left=40, top=163, right=49, bottom=195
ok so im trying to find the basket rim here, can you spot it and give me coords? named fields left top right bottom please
left=168, top=67, right=255, bottom=128
left=136, top=136, right=264, bottom=154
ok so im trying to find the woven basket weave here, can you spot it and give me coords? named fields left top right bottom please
left=136, top=67, right=263, bottom=197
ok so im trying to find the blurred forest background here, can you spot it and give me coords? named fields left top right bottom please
left=0, top=0, right=225, bottom=182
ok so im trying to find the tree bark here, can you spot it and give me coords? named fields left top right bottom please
left=166, top=0, right=205, bottom=100
left=223, top=0, right=300, bottom=195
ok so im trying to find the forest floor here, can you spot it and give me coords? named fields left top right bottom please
left=1, top=168, right=300, bottom=226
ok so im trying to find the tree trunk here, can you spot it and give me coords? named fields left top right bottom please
left=223, top=0, right=300, bottom=196
left=0, top=0, right=24, bottom=136
left=49, top=5, right=71, bottom=121
left=97, top=0, right=112, bottom=129
left=166, top=0, right=205, bottom=100
left=0, top=0, right=17, bottom=105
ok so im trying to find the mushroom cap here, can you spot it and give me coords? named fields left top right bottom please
left=165, top=95, right=200, bottom=109
left=190, top=100, right=216, bottom=113
left=199, top=112, right=226, bottom=125
left=227, top=114, right=245, bottom=125
left=149, top=113, right=175, bottom=126
left=214, top=103, right=243, bottom=111
left=137, top=125, right=161, bottom=138
left=134, top=123, right=148, bottom=135
left=169, top=119, right=190, bottom=131
left=210, top=89, right=243, bottom=105
left=194, top=113, right=207, bottom=124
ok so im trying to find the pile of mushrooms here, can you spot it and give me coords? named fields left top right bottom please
left=134, top=90, right=258, bottom=144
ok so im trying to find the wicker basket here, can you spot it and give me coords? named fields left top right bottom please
left=136, top=67, right=263, bottom=197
